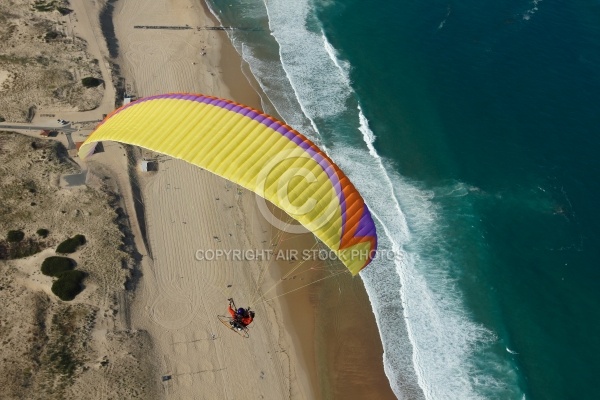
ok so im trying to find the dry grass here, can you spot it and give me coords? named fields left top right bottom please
left=0, top=134, right=157, bottom=399
left=0, top=0, right=102, bottom=121
left=0, top=1, right=160, bottom=398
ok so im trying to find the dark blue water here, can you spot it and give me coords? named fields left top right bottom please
left=206, top=0, right=600, bottom=398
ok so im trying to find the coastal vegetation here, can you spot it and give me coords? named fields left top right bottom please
left=6, top=229, right=24, bottom=242
left=1, top=230, right=44, bottom=259
left=41, top=256, right=75, bottom=276
left=56, top=234, right=86, bottom=253
left=0, top=238, right=42, bottom=259
left=51, top=270, right=86, bottom=301
left=0, top=127, right=149, bottom=394
left=0, top=0, right=164, bottom=392
left=36, top=228, right=49, bottom=238
left=41, top=256, right=85, bottom=301
left=44, top=30, right=63, bottom=41
left=0, top=0, right=102, bottom=121
left=33, top=0, right=57, bottom=12
left=32, top=0, right=71, bottom=15
left=81, top=76, right=102, bottom=88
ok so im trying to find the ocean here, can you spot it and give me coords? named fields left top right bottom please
left=204, top=0, right=600, bottom=398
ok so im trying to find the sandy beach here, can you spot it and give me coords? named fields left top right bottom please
left=107, top=0, right=395, bottom=397
left=1, top=0, right=395, bottom=398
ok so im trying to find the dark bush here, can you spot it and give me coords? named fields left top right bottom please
left=56, top=234, right=86, bottom=253
left=10, top=238, right=42, bottom=259
left=73, top=234, right=86, bottom=245
left=56, top=238, right=77, bottom=253
left=33, top=2, right=55, bottom=12
left=51, top=270, right=85, bottom=301
left=0, top=116, right=5, bottom=122
left=7, top=230, right=25, bottom=243
left=44, top=31, right=61, bottom=40
left=24, top=180, right=36, bottom=191
left=36, top=228, right=49, bottom=238
left=81, top=77, right=102, bottom=88
left=41, top=256, right=75, bottom=276
left=56, top=7, right=72, bottom=15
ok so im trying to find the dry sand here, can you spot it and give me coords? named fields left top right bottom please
left=1, top=0, right=395, bottom=398
left=106, top=0, right=314, bottom=397
left=105, top=0, right=395, bottom=398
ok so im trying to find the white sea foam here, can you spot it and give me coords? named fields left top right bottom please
left=349, top=112, right=518, bottom=399
left=262, top=0, right=351, bottom=120
left=438, top=6, right=452, bottom=30
left=523, top=0, right=543, bottom=20
left=259, top=0, right=507, bottom=397
left=209, top=0, right=318, bottom=138
left=322, top=31, right=351, bottom=85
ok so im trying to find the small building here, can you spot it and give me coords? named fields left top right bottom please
left=123, top=97, right=132, bottom=105
left=140, top=160, right=157, bottom=172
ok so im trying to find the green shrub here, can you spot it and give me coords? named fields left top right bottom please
left=56, top=234, right=86, bottom=253
left=7, top=230, right=25, bottom=243
left=0, top=116, right=5, bottom=122
left=41, top=256, right=75, bottom=276
left=51, top=270, right=85, bottom=301
left=73, top=234, right=86, bottom=245
left=81, top=77, right=102, bottom=88
left=36, top=228, right=49, bottom=238
left=56, top=238, right=77, bottom=253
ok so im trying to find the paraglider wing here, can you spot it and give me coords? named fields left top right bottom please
left=78, top=93, right=377, bottom=274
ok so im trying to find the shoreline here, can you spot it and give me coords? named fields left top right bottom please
left=211, top=14, right=396, bottom=398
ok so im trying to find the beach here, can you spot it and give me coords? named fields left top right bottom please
left=0, top=0, right=395, bottom=397
left=88, top=0, right=395, bottom=398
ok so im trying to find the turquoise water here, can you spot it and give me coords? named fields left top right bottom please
left=206, top=0, right=600, bottom=398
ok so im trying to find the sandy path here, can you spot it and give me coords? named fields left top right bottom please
left=68, top=0, right=117, bottom=113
